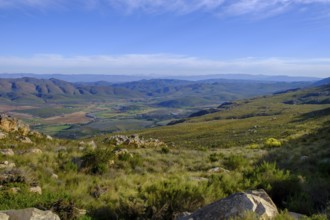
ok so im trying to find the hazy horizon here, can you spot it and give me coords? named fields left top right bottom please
left=1, top=0, right=330, bottom=77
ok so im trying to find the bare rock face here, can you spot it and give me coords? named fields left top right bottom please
left=0, top=114, right=30, bottom=135
left=179, top=189, right=278, bottom=220
left=0, top=208, right=60, bottom=220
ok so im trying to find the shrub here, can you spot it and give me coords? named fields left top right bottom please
left=160, top=146, right=170, bottom=154
left=82, top=148, right=114, bottom=175
left=139, top=178, right=206, bottom=219
left=224, top=155, right=250, bottom=171
left=264, top=138, right=282, bottom=148
left=246, top=143, right=260, bottom=149
left=208, top=153, right=224, bottom=162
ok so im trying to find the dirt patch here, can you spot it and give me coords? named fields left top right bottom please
left=44, top=111, right=92, bottom=124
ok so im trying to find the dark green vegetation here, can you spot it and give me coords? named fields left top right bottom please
left=0, top=82, right=329, bottom=219
left=0, top=77, right=313, bottom=138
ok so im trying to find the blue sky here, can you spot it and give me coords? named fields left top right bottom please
left=0, top=0, right=330, bottom=77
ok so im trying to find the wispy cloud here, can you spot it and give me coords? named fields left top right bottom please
left=1, top=0, right=330, bottom=18
left=0, top=54, right=329, bottom=77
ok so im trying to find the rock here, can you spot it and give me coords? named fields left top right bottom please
left=20, top=137, right=33, bottom=144
left=113, top=148, right=133, bottom=159
left=29, top=131, right=43, bottom=139
left=179, top=189, right=278, bottom=220
left=0, top=161, right=16, bottom=169
left=0, top=212, right=9, bottom=220
left=87, top=140, right=97, bottom=150
left=26, top=148, right=42, bottom=154
left=175, top=212, right=191, bottom=220
left=0, top=132, right=7, bottom=140
left=0, top=208, right=60, bottom=220
left=108, top=160, right=115, bottom=166
left=73, top=207, right=87, bottom=217
left=46, top=135, right=53, bottom=140
left=0, top=114, right=30, bottom=135
left=9, top=187, right=21, bottom=194
left=104, top=135, right=167, bottom=148
left=29, top=186, right=42, bottom=195
left=207, top=167, right=230, bottom=173
left=0, top=149, right=14, bottom=156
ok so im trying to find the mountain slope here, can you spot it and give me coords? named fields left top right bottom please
left=135, top=84, right=330, bottom=148
left=0, top=77, right=141, bottom=103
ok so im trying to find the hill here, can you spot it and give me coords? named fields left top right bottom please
left=0, top=84, right=329, bottom=219
left=0, top=77, right=311, bottom=106
left=314, top=77, right=330, bottom=86
left=0, top=77, right=141, bottom=104
left=0, top=73, right=321, bottom=83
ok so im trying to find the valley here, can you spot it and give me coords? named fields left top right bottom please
left=0, top=77, right=313, bottom=138
left=0, top=77, right=329, bottom=219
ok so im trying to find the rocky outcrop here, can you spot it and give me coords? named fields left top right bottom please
left=179, top=189, right=278, bottom=220
left=0, top=208, right=60, bottom=220
left=0, top=114, right=30, bottom=135
left=104, top=134, right=167, bottom=148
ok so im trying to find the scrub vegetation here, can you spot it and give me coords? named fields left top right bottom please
left=0, top=82, right=329, bottom=219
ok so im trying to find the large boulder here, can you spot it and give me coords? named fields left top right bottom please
left=0, top=212, right=9, bottom=220
left=0, top=114, right=30, bottom=135
left=0, top=208, right=60, bottom=220
left=179, top=189, right=278, bottom=220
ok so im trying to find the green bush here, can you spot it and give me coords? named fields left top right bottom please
left=246, top=143, right=260, bottom=149
left=264, top=138, right=282, bottom=148
left=139, top=178, right=207, bottom=219
left=160, top=146, right=170, bottom=154
left=224, top=155, right=250, bottom=171
left=82, top=148, right=114, bottom=175
left=208, top=153, right=224, bottom=162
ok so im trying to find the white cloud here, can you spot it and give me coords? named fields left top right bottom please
left=1, top=0, right=329, bottom=17
left=0, top=54, right=329, bottom=77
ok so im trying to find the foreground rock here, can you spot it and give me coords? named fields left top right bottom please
left=0, top=114, right=30, bottom=135
left=179, top=189, right=278, bottom=220
left=0, top=208, right=60, bottom=220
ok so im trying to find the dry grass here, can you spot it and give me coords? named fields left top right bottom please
left=44, top=111, right=92, bottom=124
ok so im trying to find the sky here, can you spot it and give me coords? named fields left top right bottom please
left=0, top=0, right=330, bottom=77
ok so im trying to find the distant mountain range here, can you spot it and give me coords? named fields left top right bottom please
left=0, top=73, right=321, bottom=83
left=0, top=77, right=324, bottom=106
